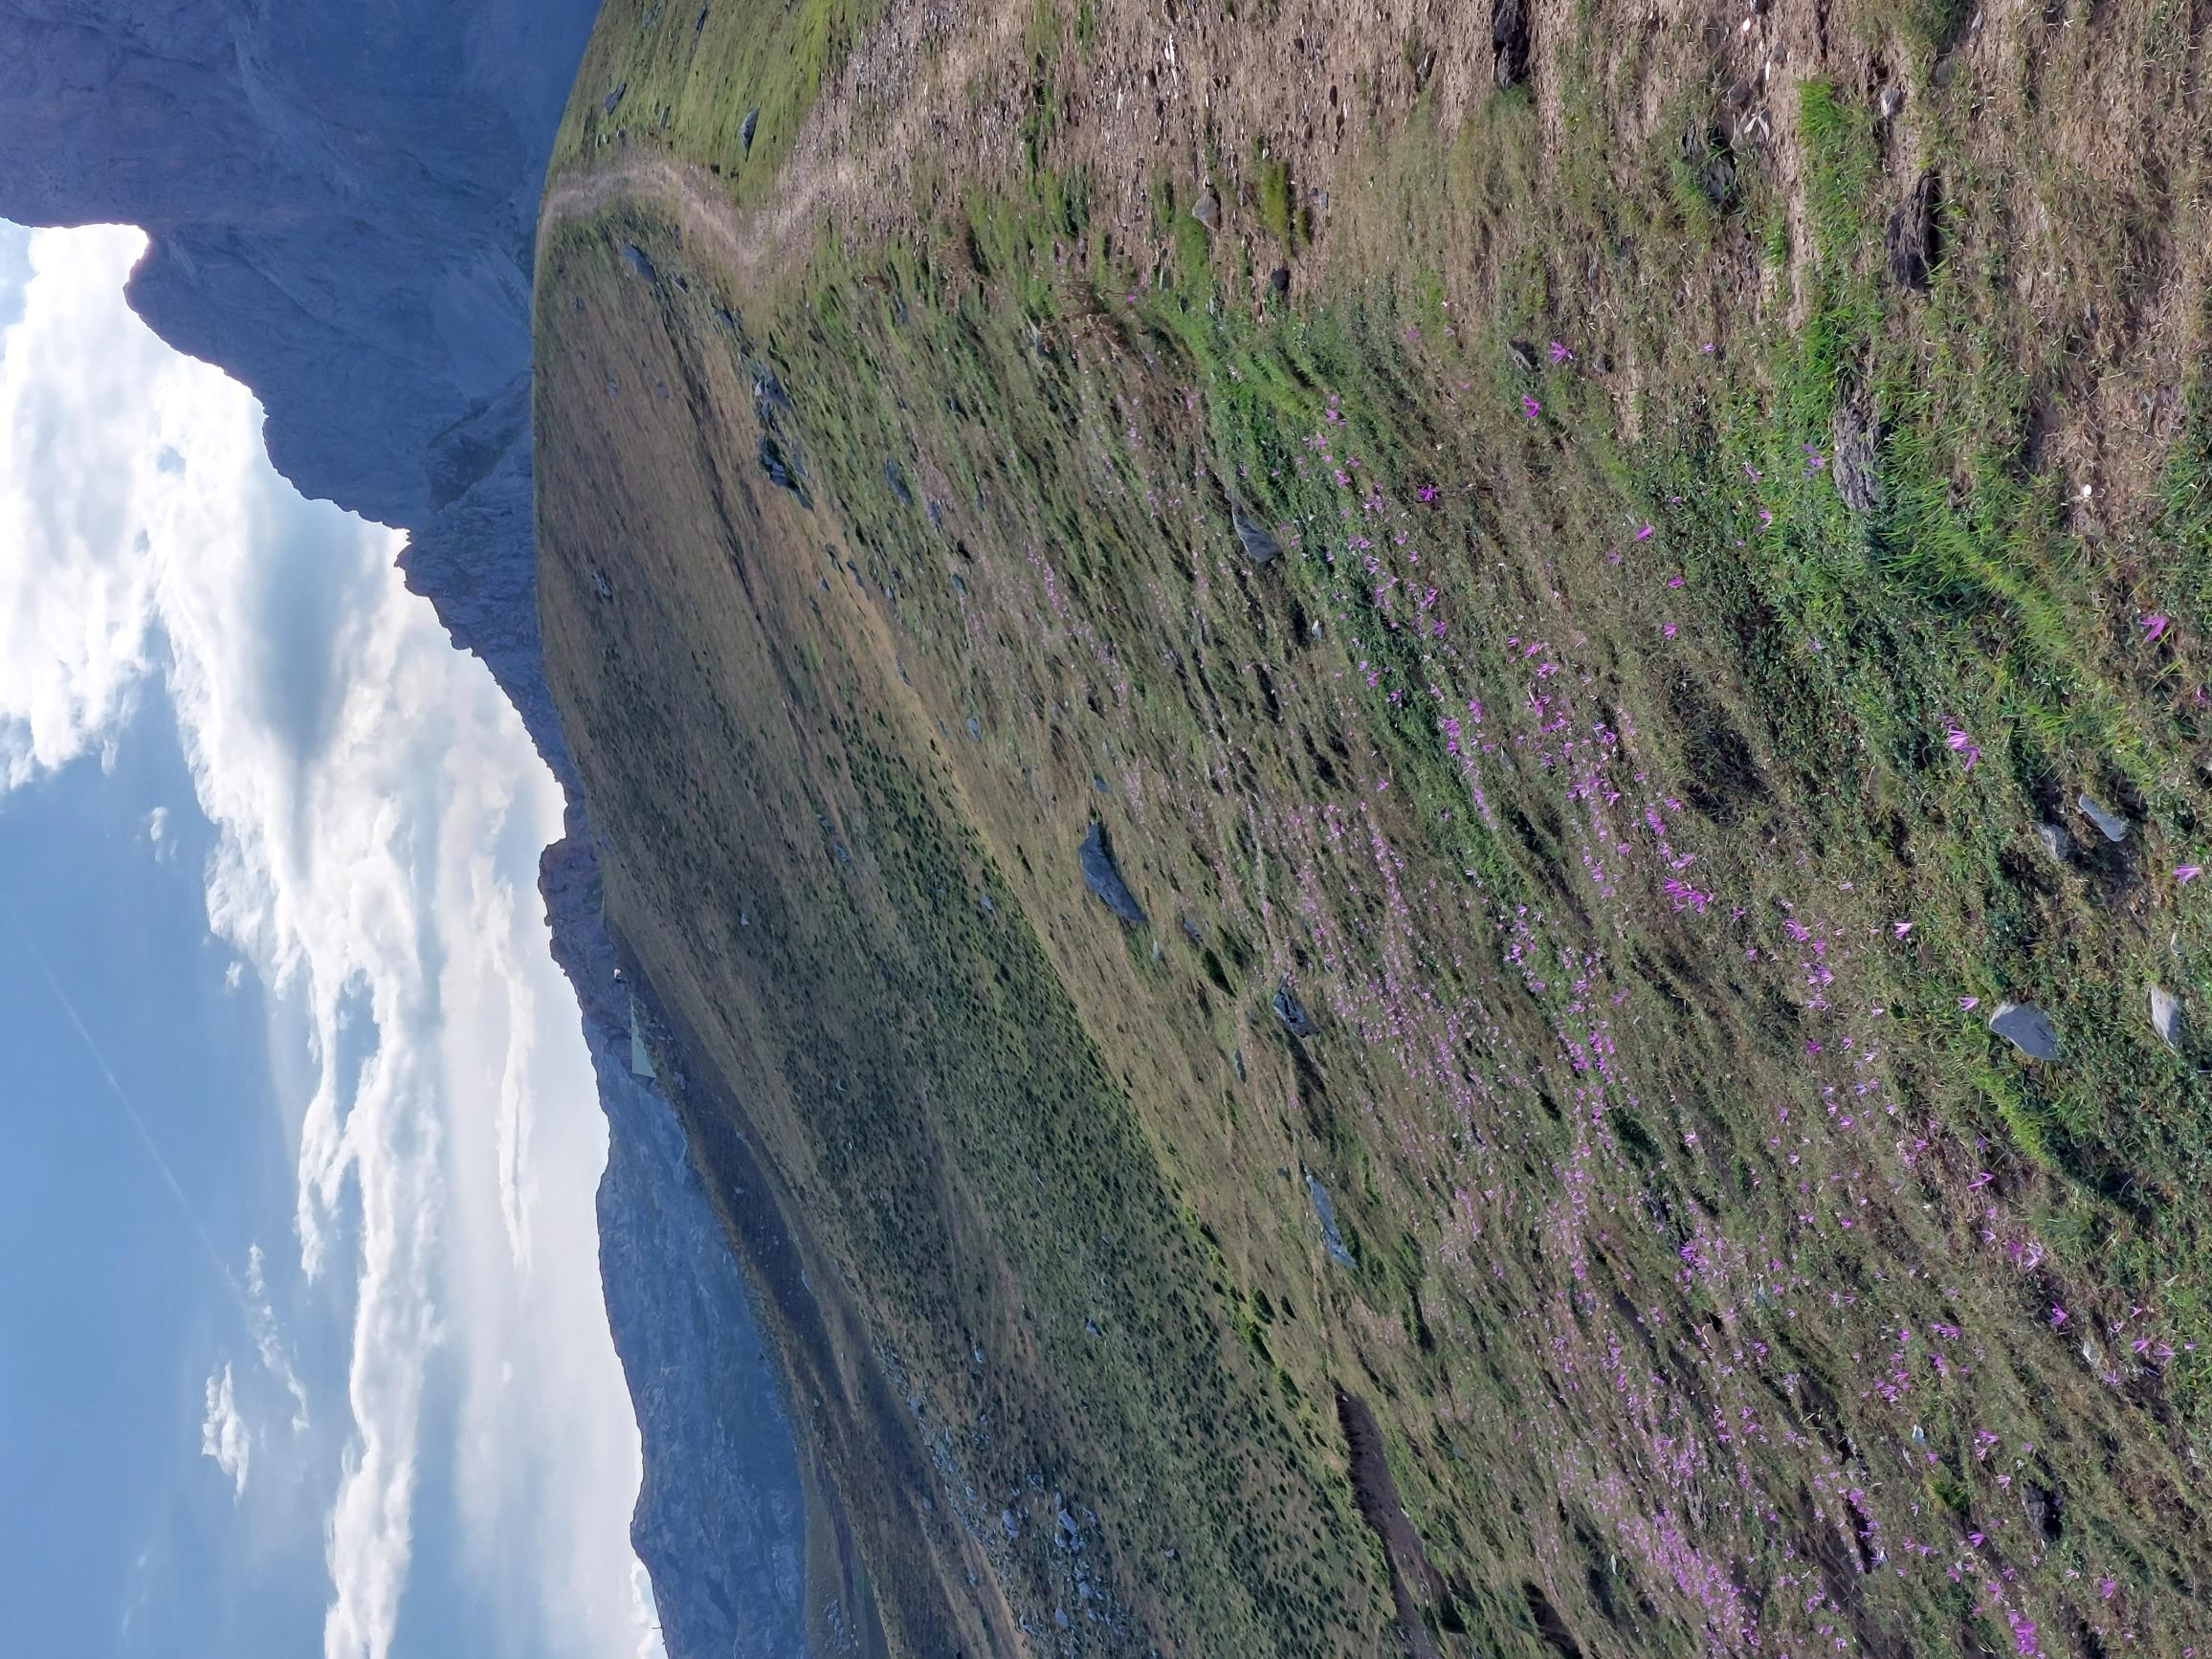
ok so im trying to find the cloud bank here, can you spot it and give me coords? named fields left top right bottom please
left=0, top=224, right=660, bottom=1659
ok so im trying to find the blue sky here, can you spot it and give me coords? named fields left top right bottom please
left=0, top=221, right=661, bottom=1658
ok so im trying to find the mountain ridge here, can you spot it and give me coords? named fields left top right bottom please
left=0, top=6, right=810, bottom=1654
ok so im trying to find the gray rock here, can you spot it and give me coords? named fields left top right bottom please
left=752, top=370, right=792, bottom=412
left=1272, top=981, right=1319, bottom=1039
left=1306, top=1176, right=1356, bottom=1269
left=622, top=242, right=658, bottom=282
left=1989, top=1001, right=2059, bottom=1061
left=741, top=107, right=760, bottom=155
left=1229, top=500, right=1282, bottom=564
left=2151, top=984, right=2185, bottom=1053
left=1078, top=824, right=1147, bottom=924
left=2024, top=1481, right=2062, bottom=1543
left=757, top=433, right=807, bottom=500
left=2035, top=821, right=2074, bottom=863
left=2077, top=793, right=2130, bottom=843
left=1191, top=189, right=1220, bottom=230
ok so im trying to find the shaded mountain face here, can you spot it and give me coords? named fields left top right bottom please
left=3, top=0, right=583, bottom=766
left=0, top=5, right=810, bottom=1654
left=5, top=0, right=568, bottom=525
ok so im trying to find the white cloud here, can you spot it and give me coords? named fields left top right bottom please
left=0, top=224, right=661, bottom=1659
left=201, top=1362, right=252, bottom=1497
left=244, top=1242, right=312, bottom=1435
left=147, top=804, right=168, bottom=841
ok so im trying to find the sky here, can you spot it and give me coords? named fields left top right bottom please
left=0, top=220, right=664, bottom=1659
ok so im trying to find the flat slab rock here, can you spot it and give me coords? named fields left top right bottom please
left=1229, top=500, right=1282, bottom=564
left=1989, top=1001, right=2058, bottom=1061
left=1306, top=1176, right=1356, bottom=1269
left=2077, top=793, right=2129, bottom=843
left=2151, top=984, right=2185, bottom=1053
left=1078, top=823, right=1146, bottom=924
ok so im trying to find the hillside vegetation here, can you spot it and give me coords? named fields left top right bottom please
left=535, top=1, right=2212, bottom=1652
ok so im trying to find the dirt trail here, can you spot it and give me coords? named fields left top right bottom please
left=543, top=151, right=762, bottom=278
left=543, top=0, right=1536, bottom=306
left=542, top=0, right=1026, bottom=286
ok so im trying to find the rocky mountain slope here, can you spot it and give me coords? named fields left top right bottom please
left=533, top=0, right=2212, bottom=1653
left=0, top=5, right=810, bottom=1654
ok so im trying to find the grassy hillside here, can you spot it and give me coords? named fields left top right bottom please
left=536, top=1, right=2212, bottom=1652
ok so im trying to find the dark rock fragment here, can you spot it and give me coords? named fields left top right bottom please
left=1307, top=1176, right=1355, bottom=1267
left=884, top=457, right=913, bottom=505
left=757, top=433, right=807, bottom=502
left=1885, top=170, right=1939, bottom=292
left=1681, top=122, right=1737, bottom=210
left=1079, top=823, right=1146, bottom=923
left=2024, top=1482, right=2062, bottom=1543
left=1493, top=0, right=1531, bottom=88
left=621, top=242, right=657, bottom=282
left=1272, top=980, right=1318, bottom=1039
left=752, top=370, right=791, bottom=418
left=1229, top=500, right=1281, bottom=564
left=740, top=107, right=759, bottom=155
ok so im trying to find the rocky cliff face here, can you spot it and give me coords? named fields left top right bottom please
left=0, top=6, right=807, bottom=1654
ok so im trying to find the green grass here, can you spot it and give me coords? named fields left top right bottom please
left=538, top=9, right=2212, bottom=1654
left=1256, top=154, right=1295, bottom=249
left=549, top=0, right=884, bottom=196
